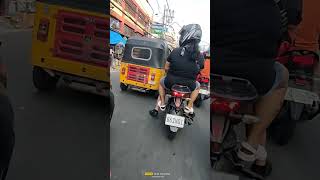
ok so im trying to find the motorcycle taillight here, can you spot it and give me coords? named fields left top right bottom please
left=151, top=73, right=155, bottom=81
left=172, top=91, right=185, bottom=98
left=211, top=97, right=240, bottom=114
left=37, top=18, right=50, bottom=42
left=295, top=78, right=307, bottom=86
left=121, top=67, right=126, bottom=75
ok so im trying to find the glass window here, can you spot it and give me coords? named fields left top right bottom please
left=124, top=0, right=137, bottom=17
left=124, top=24, right=134, bottom=37
left=131, top=47, right=152, bottom=61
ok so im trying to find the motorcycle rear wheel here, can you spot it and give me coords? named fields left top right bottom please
left=194, top=95, right=202, bottom=107
left=167, top=129, right=177, bottom=140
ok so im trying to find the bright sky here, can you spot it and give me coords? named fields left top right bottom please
left=148, top=0, right=210, bottom=49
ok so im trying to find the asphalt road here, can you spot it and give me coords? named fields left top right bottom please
left=110, top=71, right=211, bottom=180
left=1, top=29, right=108, bottom=179
left=1, top=27, right=320, bottom=180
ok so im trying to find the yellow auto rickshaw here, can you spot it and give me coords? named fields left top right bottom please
left=119, top=37, right=170, bottom=96
left=31, top=0, right=109, bottom=96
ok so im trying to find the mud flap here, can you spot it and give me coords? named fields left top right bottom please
left=211, top=114, right=230, bottom=144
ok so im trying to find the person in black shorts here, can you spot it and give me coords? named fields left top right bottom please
left=212, top=0, right=301, bottom=178
left=149, top=24, right=204, bottom=117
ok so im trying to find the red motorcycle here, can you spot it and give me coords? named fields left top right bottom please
left=164, top=84, right=195, bottom=140
left=269, top=42, right=320, bottom=145
left=210, top=74, right=263, bottom=179
left=194, top=74, right=210, bottom=107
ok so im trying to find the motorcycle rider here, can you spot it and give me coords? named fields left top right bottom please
left=149, top=24, right=204, bottom=117
left=213, top=0, right=301, bottom=178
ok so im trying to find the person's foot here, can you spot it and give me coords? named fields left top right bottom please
left=184, top=106, right=194, bottom=114
left=225, top=142, right=257, bottom=170
left=251, top=160, right=272, bottom=177
left=157, top=101, right=166, bottom=111
left=149, top=109, right=158, bottom=117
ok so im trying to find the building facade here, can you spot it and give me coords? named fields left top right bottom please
left=110, top=0, right=151, bottom=38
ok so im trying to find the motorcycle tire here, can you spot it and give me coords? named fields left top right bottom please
left=33, top=66, right=59, bottom=91
left=120, top=83, right=128, bottom=91
left=270, top=103, right=296, bottom=146
left=210, top=159, right=217, bottom=168
left=194, top=95, right=202, bottom=107
left=167, top=129, right=177, bottom=140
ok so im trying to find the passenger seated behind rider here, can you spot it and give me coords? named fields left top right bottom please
left=149, top=24, right=204, bottom=117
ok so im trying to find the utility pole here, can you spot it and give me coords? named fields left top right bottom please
left=162, top=5, right=166, bottom=39
left=162, top=5, right=174, bottom=40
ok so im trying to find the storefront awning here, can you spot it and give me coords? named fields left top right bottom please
left=110, top=30, right=127, bottom=45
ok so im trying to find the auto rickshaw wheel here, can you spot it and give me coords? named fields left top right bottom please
left=120, top=83, right=128, bottom=91
left=33, top=66, right=59, bottom=91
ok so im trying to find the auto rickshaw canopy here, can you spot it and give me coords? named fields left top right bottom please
left=122, top=37, right=170, bottom=69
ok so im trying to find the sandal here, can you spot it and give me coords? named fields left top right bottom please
left=157, top=101, right=166, bottom=111
left=251, top=160, right=272, bottom=177
left=184, top=106, right=194, bottom=114
left=149, top=109, right=158, bottom=117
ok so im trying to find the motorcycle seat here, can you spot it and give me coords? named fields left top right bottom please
left=211, top=74, right=258, bottom=101
left=170, top=84, right=191, bottom=93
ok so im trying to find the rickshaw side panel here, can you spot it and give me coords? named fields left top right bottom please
left=31, top=2, right=109, bottom=83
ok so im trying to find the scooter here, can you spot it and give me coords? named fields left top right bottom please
left=210, top=74, right=264, bottom=179
left=194, top=74, right=210, bottom=107
left=164, top=84, right=194, bottom=140
left=269, top=49, right=320, bottom=145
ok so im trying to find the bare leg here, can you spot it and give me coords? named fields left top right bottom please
left=154, top=95, right=160, bottom=111
left=159, top=84, right=166, bottom=106
left=187, top=87, right=200, bottom=109
left=247, top=67, right=289, bottom=165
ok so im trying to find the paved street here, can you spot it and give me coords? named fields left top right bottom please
left=1, top=28, right=107, bottom=179
left=1, top=26, right=320, bottom=180
left=110, top=71, right=211, bottom=180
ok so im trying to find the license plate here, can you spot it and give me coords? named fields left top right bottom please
left=165, top=114, right=185, bottom=128
left=285, top=87, right=319, bottom=105
left=199, top=89, right=209, bottom=95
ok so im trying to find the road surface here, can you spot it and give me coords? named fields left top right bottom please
left=1, top=27, right=108, bottom=180
left=110, top=71, right=211, bottom=180
left=1, top=26, right=320, bottom=180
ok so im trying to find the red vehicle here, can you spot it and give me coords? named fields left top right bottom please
left=210, top=74, right=262, bottom=179
left=269, top=42, right=320, bottom=145
left=194, top=52, right=210, bottom=107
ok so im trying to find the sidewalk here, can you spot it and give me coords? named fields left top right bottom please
left=0, top=16, right=32, bottom=34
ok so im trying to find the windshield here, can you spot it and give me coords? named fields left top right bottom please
left=131, top=47, right=152, bottom=61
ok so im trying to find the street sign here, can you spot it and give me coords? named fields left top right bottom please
left=151, top=29, right=163, bottom=34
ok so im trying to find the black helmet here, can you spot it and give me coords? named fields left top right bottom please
left=179, top=24, right=202, bottom=46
